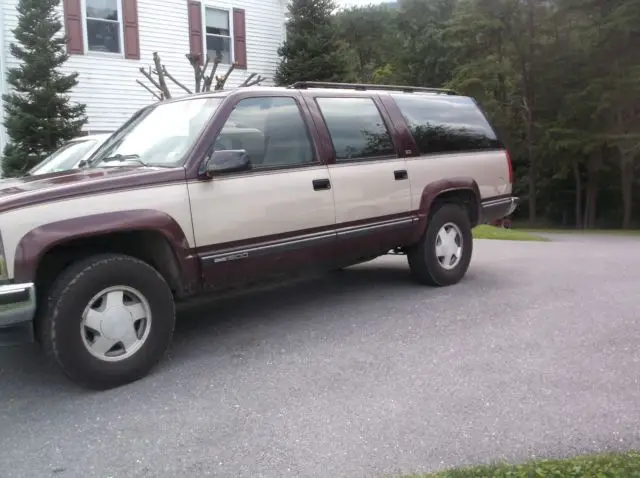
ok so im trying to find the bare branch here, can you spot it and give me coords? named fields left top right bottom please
left=162, top=66, right=192, bottom=94
left=240, top=73, right=266, bottom=87
left=239, top=73, right=257, bottom=86
left=215, top=62, right=236, bottom=91
left=186, top=53, right=203, bottom=93
left=204, top=55, right=221, bottom=92
left=141, top=51, right=265, bottom=99
left=152, top=52, right=172, bottom=99
left=138, top=66, right=164, bottom=94
left=136, top=79, right=163, bottom=100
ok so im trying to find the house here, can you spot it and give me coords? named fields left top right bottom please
left=0, top=0, right=287, bottom=153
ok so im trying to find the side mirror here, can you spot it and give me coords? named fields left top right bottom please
left=202, top=149, right=251, bottom=178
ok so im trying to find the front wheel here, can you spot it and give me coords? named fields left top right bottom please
left=41, top=253, right=176, bottom=390
left=407, top=203, right=473, bottom=286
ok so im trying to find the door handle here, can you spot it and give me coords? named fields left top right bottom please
left=312, top=178, right=331, bottom=191
left=394, top=169, right=408, bottom=180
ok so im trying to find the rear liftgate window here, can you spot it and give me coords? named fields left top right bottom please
left=391, top=94, right=502, bottom=155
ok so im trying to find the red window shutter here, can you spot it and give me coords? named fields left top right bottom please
left=122, top=0, right=140, bottom=60
left=63, top=0, right=84, bottom=55
left=187, top=0, right=203, bottom=64
left=233, top=8, right=247, bottom=69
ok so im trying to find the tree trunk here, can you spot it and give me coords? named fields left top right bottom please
left=621, top=154, right=634, bottom=229
left=524, top=0, right=537, bottom=225
left=573, top=159, right=582, bottom=228
left=583, top=152, right=601, bottom=228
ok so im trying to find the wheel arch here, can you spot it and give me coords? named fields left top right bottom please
left=410, top=177, right=481, bottom=244
left=13, top=210, right=201, bottom=298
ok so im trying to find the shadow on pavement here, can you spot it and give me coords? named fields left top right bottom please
left=0, top=260, right=428, bottom=395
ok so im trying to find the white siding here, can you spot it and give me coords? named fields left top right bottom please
left=0, top=0, right=286, bottom=154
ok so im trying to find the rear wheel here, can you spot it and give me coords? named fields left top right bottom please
left=40, top=253, right=176, bottom=390
left=407, top=203, right=473, bottom=286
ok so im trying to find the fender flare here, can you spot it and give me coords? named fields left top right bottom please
left=12, top=209, right=200, bottom=293
left=410, top=177, right=481, bottom=243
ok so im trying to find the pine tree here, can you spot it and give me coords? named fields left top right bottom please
left=274, top=0, right=354, bottom=86
left=1, top=0, right=87, bottom=177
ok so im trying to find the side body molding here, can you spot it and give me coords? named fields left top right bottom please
left=12, top=210, right=201, bottom=293
left=411, top=177, right=481, bottom=243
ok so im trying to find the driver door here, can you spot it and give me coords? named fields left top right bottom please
left=187, top=95, right=337, bottom=288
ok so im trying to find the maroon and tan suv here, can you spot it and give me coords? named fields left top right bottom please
left=0, top=82, right=518, bottom=389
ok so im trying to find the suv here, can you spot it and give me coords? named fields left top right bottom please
left=0, top=82, right=517, bottom=389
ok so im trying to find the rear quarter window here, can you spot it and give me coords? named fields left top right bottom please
left=391, top=94, right=502, bottom=155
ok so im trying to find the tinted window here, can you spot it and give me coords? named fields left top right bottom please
left=215, top=97, right=315, bottom=168
left=316, top=97, right=395, bottom=161
left=392, top=94, right=501, bottom=155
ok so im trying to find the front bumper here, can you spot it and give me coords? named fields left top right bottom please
left=0, top=282, right=36, bottom=345
left=480, top=196, right=519, bottom=224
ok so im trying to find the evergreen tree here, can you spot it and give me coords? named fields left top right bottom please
left=2, top=0, right=87, bottom=177
left=274, top=0, right=354, bottom=86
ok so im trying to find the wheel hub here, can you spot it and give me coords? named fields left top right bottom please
left=435, top=222, right=463, bottom=270
left=80, top=286, right=152, bottom=362
left=100, top=307, right=135, bottom=341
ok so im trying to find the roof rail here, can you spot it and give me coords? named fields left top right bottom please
left=288, top=81, right=457, bottom=95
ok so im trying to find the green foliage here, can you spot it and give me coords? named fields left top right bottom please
left=412, top=451, right=640, bottom=477
left=1, top=0, right=87, bottom=177
left=332, top=0, right=640, bottom=229
left=334, top=4, right=398, bottom=82
left=274, top=0, right=354, bottom=86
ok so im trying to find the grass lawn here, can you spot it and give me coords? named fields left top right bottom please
left=472, top=225, right=549, bottom=242
left=519, top=227, right=640, bottom=236
left=409, top=451, right=640, bottom=477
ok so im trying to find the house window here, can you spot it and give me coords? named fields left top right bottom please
left=205, top=7, right=232, bottom=64
left=84, top=0, right=123, bottom=54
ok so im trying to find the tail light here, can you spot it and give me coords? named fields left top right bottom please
left=505, top=150, right=514, bottom=184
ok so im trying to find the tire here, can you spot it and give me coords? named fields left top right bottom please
left=40, top=253, right=176, bottom=390
left=407, top=203, right=473, bottom=286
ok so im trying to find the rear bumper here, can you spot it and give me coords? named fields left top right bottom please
left=480, top=196, right=519, bottom=224
left=0, top=282, right=36, bottom=345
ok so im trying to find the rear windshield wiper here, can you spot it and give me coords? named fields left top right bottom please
left=100, top=154, right=148, bottom=167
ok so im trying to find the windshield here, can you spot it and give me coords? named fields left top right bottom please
left=30, top=139, right=98, bottom=175
left=89, top=97, right=223, bottom=168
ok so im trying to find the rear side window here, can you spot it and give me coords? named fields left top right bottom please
left=391, top=94, right=501, bottom=155
left=316, top=97, right=396, bottom=161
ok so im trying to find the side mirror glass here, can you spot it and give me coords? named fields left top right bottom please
left=203, top=149, right=251, bottom=177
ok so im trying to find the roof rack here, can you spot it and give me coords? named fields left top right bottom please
left=288, top=81, right=457, bottom=95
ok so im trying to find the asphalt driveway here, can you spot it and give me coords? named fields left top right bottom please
left=1, top=235, right=639, bottom=477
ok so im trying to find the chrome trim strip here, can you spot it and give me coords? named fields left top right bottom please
left=200, top=216, right=417, bottom=262
left=336, top=217, right=415, bottom=238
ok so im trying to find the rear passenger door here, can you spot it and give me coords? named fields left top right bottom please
left=307, top=95, right=414, bottom=263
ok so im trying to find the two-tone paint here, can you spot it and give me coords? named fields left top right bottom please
left=0, top=87, right=515, bottom=308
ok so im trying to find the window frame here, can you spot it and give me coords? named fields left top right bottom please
left=202, top=4, right=235, bottom=65
left=81, top=0, right=125, bottom=57
left=389, top=93, right=504, bottom=157
left=212, top=94, right=321, bottom=175
left=313, top=95, right=399, bottom=164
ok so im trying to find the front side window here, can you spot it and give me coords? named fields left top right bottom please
left=214, top=97, right=315, bottom=169
left=315, top=97, right=396, bottom=162
left=85, top=0, right=122, bottom=54
left=90, top=97, right=222, bottom=168
left=391, top=94, right=502, bottom=155
left=30, top=139, right=99, bottom=175
left=205, top=8, right=232, bottom=64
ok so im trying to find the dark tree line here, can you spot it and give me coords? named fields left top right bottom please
left=278, top=0, right=640, bottom=228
